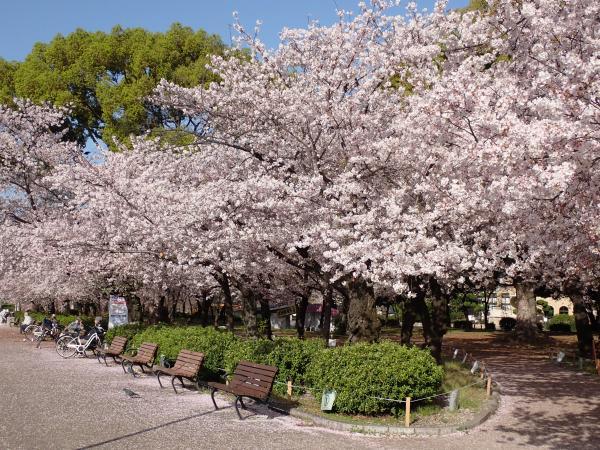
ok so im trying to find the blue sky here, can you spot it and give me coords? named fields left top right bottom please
left=0, top=0, right=468, bottom=62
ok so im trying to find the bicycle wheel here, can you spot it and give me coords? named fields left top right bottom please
left=24, top=325, right=39, bottom=342
left=56, top=336, right=77, bottom=358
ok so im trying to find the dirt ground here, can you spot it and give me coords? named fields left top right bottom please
left=1, top=326, right=599, bottom=450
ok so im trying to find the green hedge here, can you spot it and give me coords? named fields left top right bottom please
left=105, top=323, right=149, bottom=344
left=305, top=342, right=443, bottom=415
left=548, top=314, right=576, bottom=332
left=223, top=338, right=323, bottom=395
left=125, top=325, right=237, bottom=378
left=499, top=317, right=517, bottom=331
left=16, top=311, right=98, bottom=328
left=104, top=324, right=445, bottom=413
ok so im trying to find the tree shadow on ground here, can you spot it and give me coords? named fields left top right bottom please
left=444, top=333, right=600, bottom=450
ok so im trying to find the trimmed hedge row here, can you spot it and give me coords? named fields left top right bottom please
left=107, top=324, right=443, bottom=414
left=15, top=311, right=99, bottom=328
left=307, top=342, right=443, bottom=415
left=547, top=314, right=576, bottom=333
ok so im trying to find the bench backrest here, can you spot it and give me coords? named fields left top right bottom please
left=108, top=336, right=128, bottom=354
left=173, top=349, right=204, bottom=377
left=137, top=342, right=158, bottom=364
left=230, top=360, right=278, bottom=401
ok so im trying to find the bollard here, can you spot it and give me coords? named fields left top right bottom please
left=405, top=397, right=411, bottom=427
left=448, top=389, right=459, bottom=411
left=486, top=376, right=492, bottom=398
left=287, top=380, right=293, bottom=399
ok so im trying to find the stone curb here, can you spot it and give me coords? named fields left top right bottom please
left=287, top=383, right=501, bottom=436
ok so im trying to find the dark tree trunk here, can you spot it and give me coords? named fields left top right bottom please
left=335, top=287, right=350, bottom=336
left=400, top=297, right=416, bottom=345
left=215, top=272, right=234, bottom=331
left=514, top=281, right=538, bottom=341
left=155, top=296, right=169, bottom=323
left=295, top=293, right=309, bottom=339
left=346, top=278, right=381, bottom=343
left=571, top=292, right=593, bottom=358
left=239, top=287, right=259, bottom=338
left=428, top=279, right=449, bottom=364
left=258, top=294, right=272, bottom=340
left=200, top=292, right=213, bottom=327
left=129, top=296, right=142, bottom=322
left=321, top=286, right=333, bottom=342
left=483, top=289, right=490, bottom=328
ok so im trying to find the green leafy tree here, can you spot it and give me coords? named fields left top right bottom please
left=1, top=23, right=227, bottom=148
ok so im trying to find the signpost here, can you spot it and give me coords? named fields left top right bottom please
left=108, top=295, right=128, bottom=329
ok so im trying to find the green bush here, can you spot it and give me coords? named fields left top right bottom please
left=548, top=314, right=576, bottom=333
left=499, top=317, right=517, bottom=331
left=129, top=325, right=238, bottom=378
left=25, top=312, right=97, bottom=328
left=223, top=338, right=323, bottom=395
left=453, top=320, right=473, bottom=330
left=485, top=323, right=496, bottom=331
left=105, top=323, right=149, bottom=345
left=305, top=342, right=443, bottom=415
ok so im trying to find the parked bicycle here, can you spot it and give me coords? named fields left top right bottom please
left=56, top=326, right=104, bottom=358
left=33, top=320, right=63, bottom=348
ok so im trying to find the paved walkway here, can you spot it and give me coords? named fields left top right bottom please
left=0, top=327, right=598, bottom=449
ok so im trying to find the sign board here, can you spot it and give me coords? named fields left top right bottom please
left=276, top=305, right=296, bottom=318
left=321, top=389, right=337, bottom=411
left=108, top=295, right=128, bottom=329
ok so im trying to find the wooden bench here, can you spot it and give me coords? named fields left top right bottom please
left=207, top=360, right=278, bottom=419
left=154, top=349, right=205, bottom=393
left=96, top=336, right=128, bottom=366
left=121, top=342, right=158, bottom=377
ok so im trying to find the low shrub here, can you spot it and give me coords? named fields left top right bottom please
left=499, top=317, right=517, bottom=331
left=129, top=325, right=238, bottom=378
left=105, top=323, right=149, bottom=345
left=26, top=312, right=98, bottom=328
left=485, top=323, right=496, bottom=331
left=453, top=320, right=473, bottom=330
left=223, top=338, right=324, bottom=395
left=548, top=314, right=576, bottom=333
left=305, top=342, right=443, bottom=415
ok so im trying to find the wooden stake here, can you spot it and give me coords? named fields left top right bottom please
left=405, top=397, right=411, bottom=427
left=486, top=376, right=492, bottom=398
left=480, top=363, right=485, bottom=379
left=287, top=380, right=293, bottom=399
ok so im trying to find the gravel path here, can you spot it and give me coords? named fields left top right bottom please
left=0, top=326, right=598, bottom=449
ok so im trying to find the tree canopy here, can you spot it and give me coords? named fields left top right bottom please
left=0, top=23, right=227, bottom=148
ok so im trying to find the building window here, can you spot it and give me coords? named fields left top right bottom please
left=489, top=297, right=497, bottom=310
left=501, top=293, right=511, bottom=311
left=559, top=306, right=569, bottom=315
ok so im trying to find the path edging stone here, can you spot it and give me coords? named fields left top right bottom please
left=287, top=387, right=501, bottom=436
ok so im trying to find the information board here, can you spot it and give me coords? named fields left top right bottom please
left=108, top=295, right=128, bottom=329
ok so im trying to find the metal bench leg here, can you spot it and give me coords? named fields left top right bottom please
left=121, top=360, right=128, bottom=374
left=238, top=397, right=246, bottom=409
left=234, top=396, right=243, bottom=419
left=157, top=371, right=164, bottom=388
left=140, top=365, right=146, bottom=374
left=171, top=376, right=178, bottom=394
left=210, top=387, right=219, bottom=410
